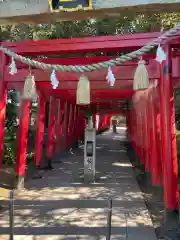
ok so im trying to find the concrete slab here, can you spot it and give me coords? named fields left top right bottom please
left=0, top=129, right=157, bottom=239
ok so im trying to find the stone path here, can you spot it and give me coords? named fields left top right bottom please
left=0, top=128, right=157, bottom=239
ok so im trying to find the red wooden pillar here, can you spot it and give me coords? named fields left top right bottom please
left=136, top=102, right=141, bottom=159
left=64, top=101, right=70, bottom=150
left=0, top=52, right=7, bottom=168
left=128, top=111, right=132, bottom=145
left=71, top=105, right=77, bottom=146
left=68, top=104, right=74, bottom=148
left=76, top=109, right=81, bottom=141
left=137, top=98, right=142, bottom=163
left=159, top=45, right=179, bottom=219
left=129, top=110, right=132, bottom=145
left=46, top=96, right=56, bottom=168
left=140, top=97, right=145, bottom=165
left=55, top=99, right=63, bottom=153
left=16, top=99, right=31, bottom=188
left=143, top=95, right=150, bottom=171
left=107, top=116, right=111, bottom=129
left=154, top=89, right=163, bottom=184
left=135, top=103, right=139, bottom=157
left=72, top=106, right=79, bottom=145
left=149, top=89, right=161, bottom=186
left=92, top=114, right=96, bottom=128
left=131, top=108, right=135, bottom=151
left=147, top=92, right=153, bottom=172
left=133, top=106, right=137, bottom=154
left=34, top=93, right=46, bottom=168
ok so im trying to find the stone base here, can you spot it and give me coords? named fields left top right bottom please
left=84, top=169, right=96, bottom=183
left=16, top=176, right=24, bottom=190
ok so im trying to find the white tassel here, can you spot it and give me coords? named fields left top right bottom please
left=50, top=70, right=59, bottom=89
left=155, top=44, right=166, bottom=64
left=23, top=74, right=37, bottom=100
left=76, top=75, right=90, bottom=105
left=9, top=57, right=17, bottom=75
left=106, top=66, right=116, bottom=87
left=133, top=59, right=149, bottom=91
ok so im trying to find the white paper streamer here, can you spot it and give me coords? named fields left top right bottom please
left=50, top=70, right=59, bottom=89
left=155, top=45, right=166, bottom=64
left=9, top=57, right=17, bottom=75
left=106, top=66, right=115, bottom=87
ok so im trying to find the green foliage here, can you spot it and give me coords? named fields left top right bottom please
left=3, top=92, right=18, bottom=165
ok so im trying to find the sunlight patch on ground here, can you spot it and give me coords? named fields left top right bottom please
left=112, top=162, right=131, bottom=167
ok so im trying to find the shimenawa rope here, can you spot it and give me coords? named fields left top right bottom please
left=0, top=24, right=180, bottom=73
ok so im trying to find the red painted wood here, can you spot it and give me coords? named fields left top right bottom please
left=148, top=91, right=154, bottom=174
left=16, top=99, right=31, bottom=177
left=46, top=97, right=56, bottom=159
left=139, top=99, right=144, bottom=164
left=134, top=107, right=137, bottom=155
left=68, top=104, right=74, bottom=148
left=141, top=97, right=146, bottom=167
left=144, top=96, right=150, bottom=172
left=160, top=45, right=179, bottom=210
left=71, top=105, right=77, bottom=145
left=55, top=100, right=63, bottom=153
left=139, top=101, right=143, bottom=163
left=2, top=32, right=163, bottom=56
left=74, top=107, right=80, bottom=142
left=156, top=108, right=163, bottom=182
left=136, top=101, right=141, bottom=159
left=34, top=93, right=46, bottom=166
left=0, top=52, right=7, bottom=168
left=150, top=88, right=161, bottom=186
left=131, top=109, right=135, bottom=151
left=92, top=114, right=96, bottom=128
left=64, top=102, right=70, bottom=150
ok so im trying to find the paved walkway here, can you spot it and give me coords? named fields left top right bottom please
left=0, top=128, right=157, bottom=239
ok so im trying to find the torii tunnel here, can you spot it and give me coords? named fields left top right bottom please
left=0, top=31, right=180, bottom=219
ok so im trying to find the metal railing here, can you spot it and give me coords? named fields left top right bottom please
left=106, top=199, right=112, bottom=240
left=5, top=194, right=112, bottom=240
left=9, top=190, right=14, bottom=240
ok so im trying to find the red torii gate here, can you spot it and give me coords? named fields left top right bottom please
left=0, top=31, right=180, bottom=221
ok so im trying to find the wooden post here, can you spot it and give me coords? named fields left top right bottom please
left=141, top=99, right=146, bottom=165
left=71, top=105, right=77, bottom=147
left=16, top=99, right=31, bottom=189
left=147, top=93, right=153, bottom=173
left=143, top=96, right=150, bottom=171
left=34, top=93, right=46, bottom=168
left=46, top=96, right=56, bottom=169
left=68, top=104, right=74, bottom=149
left=131, top=108, right=135, bottom=151
left=154, top=88, right=163, bottom=185
left=92, top=114, right=96, bottom=128
left=159, top=45, right=179, bottom=226
left=136, top=103, right=141, bottom=160
left=55, top=99, right=63, bottom=153
left=138, top=99, right=143, bottom=164
left=134, top=105, right=138, bottom=157
left=64, top=102, right=70, bottom=150
left=149, top=89, right=161, bottom=186
left=0, top=52, right=7, bottom=168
